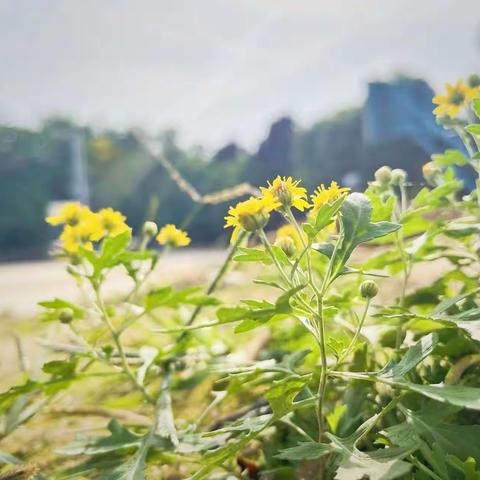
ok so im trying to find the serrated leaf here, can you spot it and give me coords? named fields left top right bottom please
left=233, top=247, right=272, bottom=264
left=326, top=193, right=400, bottom=280
left=275, top=442, right=336, bottom=460
left=304, top=195, right=346, bottom=239
left=377, top=333, right=438, bottom=380
left=60, top=419, right=143, bottom=456
left=265, top=377, right=307, bottom=417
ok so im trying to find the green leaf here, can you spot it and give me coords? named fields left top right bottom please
left=304, top=195, right=346, bottom=239
left=144, top=286, right=219, bottom=311
left=335, top=450, right=412, bottom=480
left=327, top=415, right=413, bottom=480
left=0, top=449, right=23, bottom=465
left=396, top=382, right=480, bottom=411
left=275, top=442, right=336, bottom=460
left=88, top=230, right=133, bottom=277
left=42, top=358, right=78, bottom=379
left=473, top=99, right=480, bottom=119
left=412, top=180, right=462, bottom=208
left=60, top=419, right=143, bottom=456
left=448, top=455, right=480, bottom=480
left=377, top=333, right=438, bottom=380
left=327, top=404, right=347, bottom=434
left=431, top=149, right=468, bottom=166
left=38, top=298, right=85, bottom=321
left=264, top=377, right=307, bottom=418
left=233, top=247, right=272, bottom=264
left=466, top=124, right=480, bottom=136
left=315, top=193, right=400, bottom=280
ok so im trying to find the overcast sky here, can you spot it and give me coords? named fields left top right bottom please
left=0, top=0, right=478, bottom=150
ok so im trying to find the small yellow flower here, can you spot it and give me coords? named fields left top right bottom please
left=310, top=181, right=350, bottom=212
left=432, top=81, right=476, bottom=118
left=260, top=176, right=309, bottom=212
left=156, top=224, right=191, bottom=247
left=46, top=202, right=92, bottom=227
left=59, top=223, right=97, bottom=254
left=94, top=208, right=130, bottom=240
left=224, top=196, right=280, bottom=241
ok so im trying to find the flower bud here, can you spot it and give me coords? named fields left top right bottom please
left=374, top=166, right=392, bottom=184
left=390, top=169, right=407, bottom=186
left=59, top=308, right=74, bottom=324
left=275, top=236, right=296, bottom=258
left=142, top=221, right=158, bottom=237
left=422, top=162, right=441, bottom=185
left=360, top=280, right=378, bottom=299
left=239, top=211, right=270, bottom=232
left=468, top=74, right=480, bottom=89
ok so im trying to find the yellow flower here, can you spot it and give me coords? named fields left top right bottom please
left=432, top=81, right=476, bottom=118
left=260, top=176, right=309, bottom=211
left=156, top=224, right=191, bottom=247
left=310, top=181, right=350, bottom=212
left=59, top=223, right=97, bottom=254
left=46, top=202, right=92, bottom=227
left=94, top=208, right=130, bottom=240
left=224, top=196, right=280, bottom=241
left=276, top=224, right=304, bottom=247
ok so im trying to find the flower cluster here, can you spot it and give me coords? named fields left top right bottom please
left=47, top=203, right=130, bottom=254
left=224, top=176, right=350, bottom=241
left=432, top=76, right=479, bottom=119
left=47, top=203, right=191, bottom=254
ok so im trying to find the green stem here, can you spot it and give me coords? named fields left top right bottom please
left=409, top=455, right=444, bottom=480
left=93, top=284, right=154, bottom=404
left=285, top=208, right=316, bottom=288
left=316, top=298, right=328, bottom=443
left=445, top=353, right=480, bottom=385
left=187, top=231, right=247, bottom=328
left=335, top=298, right=370, bottom=368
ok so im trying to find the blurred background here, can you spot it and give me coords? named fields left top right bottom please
left=0, top=0, right=479, bottom=261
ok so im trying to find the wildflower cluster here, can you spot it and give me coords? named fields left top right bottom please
left=47, top=202, right=190, bottom=254
left=225, top=176, right=350, bottom=241
left=47, top=202, right=129, bottom=254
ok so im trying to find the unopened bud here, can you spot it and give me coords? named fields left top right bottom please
left=59, top=308, right=74, bottom=324
left=275, top=236, right=296, bottom=258
left=422, top=162, right=441, bottom=185
left=142, top=221, right=158, bottom=237
left=360, top=280, right=378, bottom=299
left=374, top=166, right=392, bottom=184
left=468, top=74, right=480, bottom=89
left=390, top=169, right=407, bottom=186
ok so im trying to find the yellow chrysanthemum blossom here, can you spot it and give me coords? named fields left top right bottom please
left=156, top=224, right=191, bottom=247
left=432, top=81, right=477, bottom=118
left=94, top=208, right=130, bottom=240
left=310, top=181, right=350, bottom=212
left=59, top=223, right=98, bottom=254
left=46, top=202, right=92, bottom=227
left=260, top=176, right=309, bottom=212
left=224, top=195, right=280, bottom=241
left=276, top=224, right=304, bottom=247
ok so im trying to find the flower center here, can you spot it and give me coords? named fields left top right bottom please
left=450, top=91, right=465, bottom=105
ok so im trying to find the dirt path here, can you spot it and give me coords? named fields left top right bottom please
left=0, top=249, right=225, bottom=318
